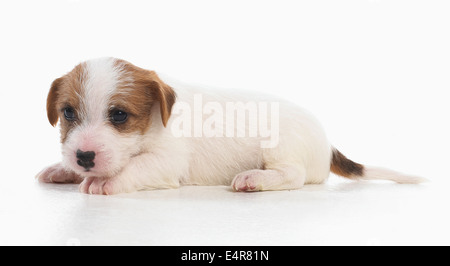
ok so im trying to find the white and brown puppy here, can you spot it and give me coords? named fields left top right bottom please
left=36, top=57, right=425, bottom=194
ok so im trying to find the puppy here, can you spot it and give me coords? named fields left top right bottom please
left=36, top=57, right=425, bottom=194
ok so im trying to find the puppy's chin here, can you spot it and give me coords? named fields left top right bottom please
left=75, top=167, right=119, bottom=179
left=62, top=159, right=122, bottom=179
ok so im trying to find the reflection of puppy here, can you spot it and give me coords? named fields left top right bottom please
left=36, top=57, right=426, bottom=195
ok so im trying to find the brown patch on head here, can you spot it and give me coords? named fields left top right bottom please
left=330, top=148, right=365, bottom=179
left=46, top=63, right=86, bottom=142
left=46, top=58, right=176, bottom=140
left=110, top=59, right=176, bottom=134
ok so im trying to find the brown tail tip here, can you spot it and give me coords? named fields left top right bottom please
left=330, top=148, right=365, bottom=179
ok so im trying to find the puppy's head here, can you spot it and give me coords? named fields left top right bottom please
left=46, top=57, right=176, bottom=178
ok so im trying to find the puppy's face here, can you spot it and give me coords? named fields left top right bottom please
left=46, top=58, right=176, bottom=178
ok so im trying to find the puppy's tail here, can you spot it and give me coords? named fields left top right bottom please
left=330, top=148, right=427, bottom=184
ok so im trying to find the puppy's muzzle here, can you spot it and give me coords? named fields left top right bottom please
left=76, top=149, right=95, bottom=171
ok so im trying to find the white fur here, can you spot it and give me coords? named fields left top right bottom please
left=61, top=58, right=142, bottom=179
left=362, top=166, right=427, bottom=184
left=78, top=74, right=333, bottom=194
left=165, top=80, right=332, bottom=188
left=37, top=58, right=425, bottom=194
left=81, top=57, right=119, bottom=123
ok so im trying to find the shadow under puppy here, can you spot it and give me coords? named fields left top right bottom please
left=36, top=57, right=426, bottom=194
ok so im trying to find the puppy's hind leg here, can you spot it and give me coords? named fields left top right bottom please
left=231, top=165, right=306, bottom=192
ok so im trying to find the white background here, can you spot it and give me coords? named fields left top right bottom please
left=0, top=0, right=449, bottom=245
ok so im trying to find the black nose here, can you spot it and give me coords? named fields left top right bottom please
left=76, top=149, right=95, bottom=170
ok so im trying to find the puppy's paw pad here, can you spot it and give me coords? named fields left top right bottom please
left=232, top=170, right=264, bottom=192
left=36, top=163, right=83, bottom=184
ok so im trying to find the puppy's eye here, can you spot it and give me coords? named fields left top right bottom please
left=64, top=107, right=76, bottom=121
left=110, top=109, right=128, bottom=124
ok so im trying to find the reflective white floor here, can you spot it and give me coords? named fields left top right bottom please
left=1, top=176, right=447, bottom=246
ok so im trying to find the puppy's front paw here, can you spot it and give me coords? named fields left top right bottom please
left=36, top=163, right=83, bottom=184
left=79, top=177, right=122, bottom=195
left=232, top=170, right=264, bottom=192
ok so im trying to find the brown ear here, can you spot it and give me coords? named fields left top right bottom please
left=46, top=77, right=63, bottom=127
left=148, top=73, right=176, bottom=127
